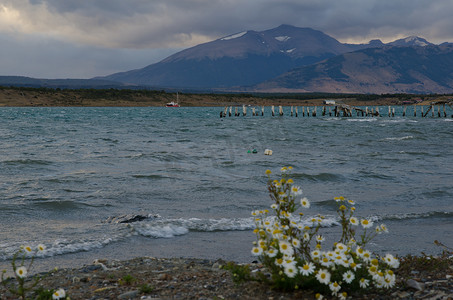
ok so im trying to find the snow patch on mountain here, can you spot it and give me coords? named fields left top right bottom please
left=221, top=31, right=247, bottom=41
left=275, top=36, right=291, bottom=42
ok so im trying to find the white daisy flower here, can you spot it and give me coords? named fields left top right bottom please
left=291, top=186, right=303, bottom=196
left=361, top=219, right=373, bottom=229
left=291, top=238, right=301, bottom=248
left=315, top=269, right=331, bottom=285
left=266, top=247, right=278, bottom=258
left=383, top=253, right=400, bottom=268
left=329, top=281, right=341, bottom=294
left=384, top=272, right=396, bottom=288
left=362, top=250, right=372, bottom=262
left=284, top=264, right=298, bottom=278
left=359, top=278, right=369, bottom=288
left=52, top=288, right=66, bottom=300
left=15, top=266, right=27, bottom=278
left=275, top=257, right=285, bottom=267
left=335, top=243, right=347, bottom=252
left=300, top=197, right=310, bottom=208
left=279, top=240, right=294, bottom=256
left=316, top=235, right=325, bottom=243
left=342, top=270, right=355, bottom=283
left=299, top=262, right=315, bottom=276
left=320, top=257, right=333, bottom=268
left=23, top=245, right=33, bottom=254
left=349, top=217, right=359, bottom=226
left=311, top=250, right=321, bottom=260
left=251, top=247, right=263, bottom=256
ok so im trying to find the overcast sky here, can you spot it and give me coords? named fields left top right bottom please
left=1, top=0, right=452, bottom=79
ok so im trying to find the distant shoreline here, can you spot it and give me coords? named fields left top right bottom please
left=0, top=87, right=449, bottom=107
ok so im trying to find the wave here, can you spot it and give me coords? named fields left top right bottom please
left=292, top=172, right=345, bottom=182
left=382, top=135, right=414, bottom=141
left=346, top=118, right=378, bottom=122
left=2, top=211, right=450, bottom=261
left=132, top=174, right=169, bottom=180
left=2, top=159, right=53, bottom=166
left=370, top=211, right=453, bottom=222
left=129, top=215, right=339, bottom=238
left=0, top=232, right=129, bottom=261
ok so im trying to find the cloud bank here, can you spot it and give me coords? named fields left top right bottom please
left=1, top=0, right=452, bottom=78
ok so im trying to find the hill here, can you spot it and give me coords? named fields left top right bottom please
left=251, top=44, right=453, bottom=94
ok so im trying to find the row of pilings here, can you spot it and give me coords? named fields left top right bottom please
left=220, top=103, right=453, bottom=118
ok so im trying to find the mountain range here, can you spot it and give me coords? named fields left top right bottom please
left=3, top=25, right=453, bottom=94
left=100, top=25, right=453, bottom=94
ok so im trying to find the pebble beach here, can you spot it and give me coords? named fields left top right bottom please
left=1, top=255, right=452, bottom=299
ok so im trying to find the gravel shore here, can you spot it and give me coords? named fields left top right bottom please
left=1, top=255, right=452, bottom=299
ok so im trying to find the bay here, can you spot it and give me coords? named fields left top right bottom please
left=0, top=106, right=452, bottom=272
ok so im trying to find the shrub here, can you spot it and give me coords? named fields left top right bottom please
left=249, top=167, right=399, bottom=299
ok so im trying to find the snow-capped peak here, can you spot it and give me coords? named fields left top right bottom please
left=404, top=36, right=428, bottom=46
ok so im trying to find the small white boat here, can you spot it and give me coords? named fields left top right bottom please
left=165, top=101, right=180, bottom=107
left=166, top=93, right=180, bottom=107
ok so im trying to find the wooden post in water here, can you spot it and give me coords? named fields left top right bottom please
left=295, top=106, right=298, bottom=117
left=235, top=106, right=238, bottom=116
left=307, top=107, right=310, bottom=117
left=313, top=106, right=317, bottom=117
left=322, top=106, right=326, bottom=116
left=431, top=105, right=435, bottom=117
left=365, top=107, right=369, bottom=117
left=402, top=106, right=407, bottom=117
left=413, top=105, right=416, bottom=117
left=443, top=104, right=447, bottom=118
left=375, top=106, right=380, bottom=117
left=279, top=105, right=283, bottom=116
left=388, top=106, right=391, bottom=117
left=302, top=106, right=305, bottom=117
left=242, top=105, right=246, bottom=116
left=291, top=106, right=294, bottom=117
left=261, top=106, right=264, bottom=116
left=229, top=106, right=232, bottom=117
left=223, top=106, right=228, bottom=118
left=437, top=106, right=441, bottom=117
left=329, top=106, right=332, bottom=116
left=271, top=105, right=275, bottom=116
left=252, top=107, right=256, bottom=116
left=392, top=107, right=395, bottom=117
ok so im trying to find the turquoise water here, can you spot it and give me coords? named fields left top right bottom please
left=0, top=106, right=452, bottom=270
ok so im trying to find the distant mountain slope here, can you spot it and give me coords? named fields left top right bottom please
left=0, top=76, right=125, bottom=89
left=101, top=25, right=379, bottom=88
left=252, top=44, right=453, bottom=94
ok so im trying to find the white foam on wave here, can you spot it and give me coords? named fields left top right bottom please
left=383, top=135, right=414, bottom=141
left=0, top=233, right=129, bottom=261
left=369, top=211, right=453, bottom=222
left=347, top=118, right=378, bottom=122
left=130, top=215, right=339, bottom=239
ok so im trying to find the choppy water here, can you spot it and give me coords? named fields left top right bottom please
left=0, top=106, right=452, bottom=271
